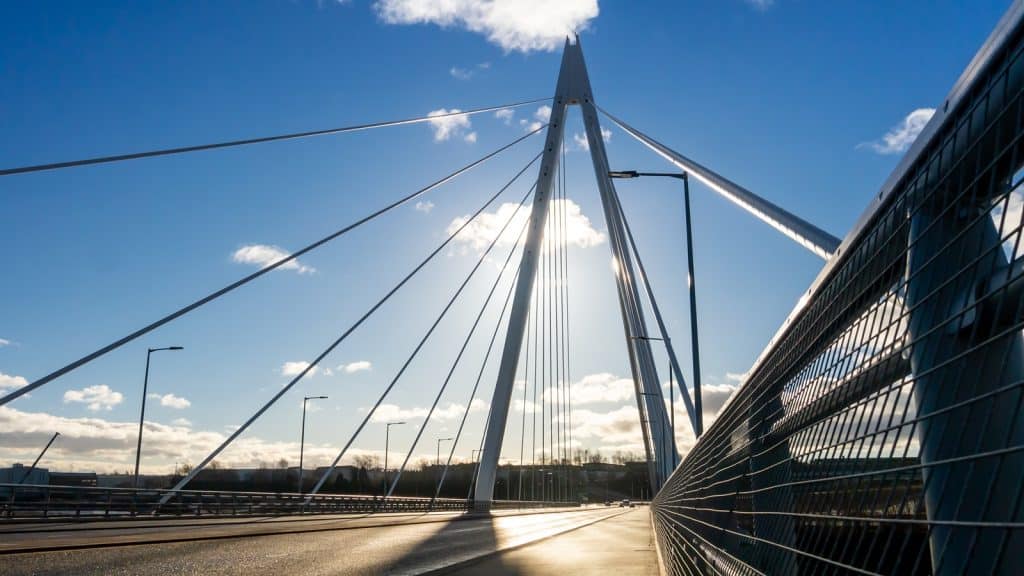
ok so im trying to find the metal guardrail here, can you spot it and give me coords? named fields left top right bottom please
left=651, top=2, right=1024, bottom=575
left=0, top=483, right=576, bottom=521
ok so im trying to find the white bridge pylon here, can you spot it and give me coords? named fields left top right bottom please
left=474, top=38, right=686, bottom=508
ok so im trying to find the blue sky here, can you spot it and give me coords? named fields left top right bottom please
left=0, top=0, right=1010, bottom=475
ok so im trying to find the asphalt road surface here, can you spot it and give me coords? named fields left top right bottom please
left=0, top=506, right=651, bottom=575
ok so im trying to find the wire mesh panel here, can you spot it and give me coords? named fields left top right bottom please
left=652, top=4, right=1024, bottom=575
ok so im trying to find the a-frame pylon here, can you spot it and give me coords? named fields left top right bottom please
left=475, top=38, right=687, bottom=509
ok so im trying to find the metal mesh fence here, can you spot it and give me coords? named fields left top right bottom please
left=651, top=4, right=1024, bottom=575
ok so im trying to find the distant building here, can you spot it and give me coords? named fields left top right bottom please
left=0, top=463, right=49, bottom=486
left=312, top=465, right=358, bottom=484
left=49, top=471, right=97, bottom=487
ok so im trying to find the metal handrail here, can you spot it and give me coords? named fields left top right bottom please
left=0, top=483, right=578, bottom=521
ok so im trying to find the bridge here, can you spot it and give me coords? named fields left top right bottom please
left=2, top=2, right=1024, bottom=574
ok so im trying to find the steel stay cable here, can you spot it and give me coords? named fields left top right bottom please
left=468, top=409, right=492, bottom=501
left=0, top=125, right=546, bottom=408
left=540, top=211, right=547, bottom=483
left=561, top=141, right=574, bottom=499
left=304, top=156, right=542, bottom=499
left=545, top=196, right=553, bottom=491
left=0, top=98, right=549, bottom=176
left=159, top=150, right=542, bottom=503
left=560, top=167, right=569, bottom=499
left=518, top=301, right=531, bottom=501
left=611, top=186, right=699, bottom=436
left=436, top=266, right=525, bottom=502
left=555, top=149, right=565, bottom=498
left=679, top=106, right=1024, bottom=476
left=557, top=157, right=565, bottom=498
left=536, top=250, right=544, bottom=498
left=440, top=260, right=521, bottom=502
left=385, top=184, right=534, bottom=499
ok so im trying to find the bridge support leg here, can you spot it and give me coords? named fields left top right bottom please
left=575, top=53, right=674, bottom=494
left=906, top=193, right=1024, bottom=574
left=475, top=37, right=675, bottom=508
left=474, top=42, right=572, bottom=512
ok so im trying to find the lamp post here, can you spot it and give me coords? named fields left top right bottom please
left=135, top=346, right=183, bottom=488
left=384, top=421, right=405, bottom=492
left=298, top=395, right=328, bottom=494
left=609, top=170, right=704, bottom=435
left=639, top=391, right=670, bottom=478
left=467, top=449, right=482, bottom=500
left=436, top=437, right=453, bottom=484
left=634, top=335, right=676, bottom=469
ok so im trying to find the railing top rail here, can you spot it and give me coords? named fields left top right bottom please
left=0, top=483, right=467, bottom=502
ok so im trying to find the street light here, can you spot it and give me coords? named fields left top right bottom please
left=634, top=335, right=675, bottom=468
left=436, top=438, right=453, bottom=466
left=610, top=169, right=704, bottom=436
left=466, top=449, right=482, bottom=500
left=384, top=421, right=406, bottom=491
left=436, top=438, right=453, bottom=492
left=640, top=391, right=670, bottom=480
left=298, top=395, right=328, bottom=494
left=135, top=346, right=183, bottom=488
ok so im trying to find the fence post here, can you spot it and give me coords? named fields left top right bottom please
left=905, top=190, right=1024, bottom=574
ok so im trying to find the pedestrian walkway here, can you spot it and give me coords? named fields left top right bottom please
left=443, top=507, right=659, bottom=575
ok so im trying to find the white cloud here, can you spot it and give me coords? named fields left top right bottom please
left=148, top=393, right=191, bottom=410
left=571, top=127, right=611, bottom=151
left=427, top=108, right=476, bottom=142
left=281, top=361, right=320, bottom=378
left=0, top=338, right=10, bottom=347
left=569, top=372, right=635, bottom=404
left=860, top=108, right=935, bottom=155
left=232, top=244, right=315, bottom=275
left=0, top=405, right=386, bottom=474
left=171, top=418, right=192, bottom=427
left=415, top=200, right=435, bottom=214
left=63, top=385, right=123, bottom=412
left=447, top=199, right=605, bottom=253
left=0, top=372, right=28, bottom=391
left=696, top=383, right=740, bottom=420
left=375, top=0, right=600, bottom=53
left=725, top=371, right=749, bottom=384
left=571, top=404, right=645, bottom=450
left=450, top=61, right=490, bottom=80
left=495, top=109, right=515, bottom=124
left=340, top=360, right=373, bottom=373
left=524, top=120, right=543, bottom=133
left=516, top=106, right=552, bottom=133
left=450, top=66, right=473, bottom=80
left=366, top=399, right=487, bottom=423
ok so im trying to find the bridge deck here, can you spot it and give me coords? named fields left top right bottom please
left=0, top=506, right=656, bottom=575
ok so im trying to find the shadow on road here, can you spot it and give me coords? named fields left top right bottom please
left=381, top=512, right=499, bottom=575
